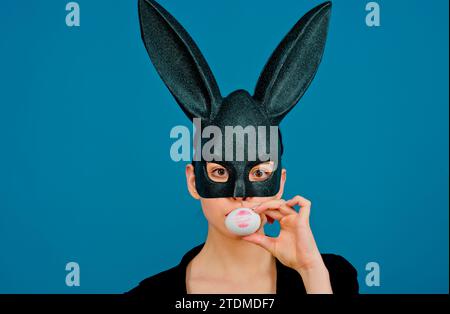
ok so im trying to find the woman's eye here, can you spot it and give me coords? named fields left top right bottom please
left=206, top=163, right=229, bottom=182
left=249, top=162, right=274, bottom=182
left=251, top=169, right=269, bottom=180
left=253, top=169, right=264, bottom=178
left=213, top=168, right=226, bottom=176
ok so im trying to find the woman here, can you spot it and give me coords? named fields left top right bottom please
left=126, top=161, right=358, bottom=295
left=127, top=0, right=359, bottom=296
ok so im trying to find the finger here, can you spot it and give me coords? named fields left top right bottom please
left=254, top=200, right=296, bottom=216
left=260, top=212, right=268, bottom=225
left=257, top=212, right=267, bottom=231
left=261, top=210, right=300, bottom=229
left=286, top=195, right=310, bottom=208
left=253, top=199, right=285, bottom=213
left=260, top=209, right=284, bottom=222
left=286, top=195, right=311, bottom=223
left=241, top=233, right=276, bottom=255
left=249, top=203, right=262, bottom=209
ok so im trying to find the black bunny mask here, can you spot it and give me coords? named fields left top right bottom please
left=138, top=0, right=332, bottom=198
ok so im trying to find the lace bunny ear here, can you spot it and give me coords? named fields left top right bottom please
left=253, top=1, right=332, bottom=125
left=138, top=0, right=222, bottom=121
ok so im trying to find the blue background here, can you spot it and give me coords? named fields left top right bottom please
left=0, top=0, right=448, bottom=294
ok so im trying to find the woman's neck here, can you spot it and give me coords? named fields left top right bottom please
left=193, top=224, right=276, bottom=280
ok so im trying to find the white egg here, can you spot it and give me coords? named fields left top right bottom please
left=225, top=207, right=261, bottom=236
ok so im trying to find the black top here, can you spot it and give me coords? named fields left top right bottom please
left=125, top=242, right=359, bottom=297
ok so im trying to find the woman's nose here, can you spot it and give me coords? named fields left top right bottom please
left=232, top=180, right=246, bottom=198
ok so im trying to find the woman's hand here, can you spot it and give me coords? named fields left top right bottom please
left=242, top=195, right=333, bottom=294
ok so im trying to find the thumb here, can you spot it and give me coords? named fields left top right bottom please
left=242, top=233, right=276, bottom=255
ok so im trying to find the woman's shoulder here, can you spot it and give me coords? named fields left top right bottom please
left=321, top=253, right=359, bottom=294
left=124, top=244, right=204, bottom=297
left=124, top=265, right=184, bottom=296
